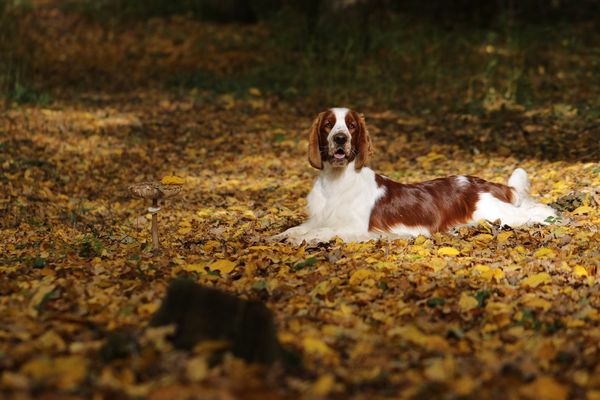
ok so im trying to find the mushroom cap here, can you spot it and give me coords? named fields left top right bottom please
left=129, top=181, right=182, bottom=200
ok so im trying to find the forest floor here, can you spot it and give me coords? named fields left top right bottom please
left=1, top=4, right=600, bottom=400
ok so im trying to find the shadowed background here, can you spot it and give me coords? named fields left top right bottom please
left=2, top=0, right=598, bottom=161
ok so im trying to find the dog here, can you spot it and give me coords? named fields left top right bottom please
left=276, top=107, right=557, bottom=243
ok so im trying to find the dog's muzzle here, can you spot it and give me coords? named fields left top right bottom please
left=329, top=132, right=351, bottom=165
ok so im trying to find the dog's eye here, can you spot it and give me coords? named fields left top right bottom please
left=348, top=123, right=356, bottom=129
left=324, top=122, right=332, bottom=128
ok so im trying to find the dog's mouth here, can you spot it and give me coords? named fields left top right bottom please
left=329, top=147, right=349, bottom=166
left=333, top=148, right=346, bottom=159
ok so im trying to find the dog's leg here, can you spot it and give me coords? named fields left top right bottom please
left=270, top=223, right=312, bottom=244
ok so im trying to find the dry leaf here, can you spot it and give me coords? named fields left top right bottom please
left=437, top=247, right=460, bottom=256
left=208, top=259, right=236, bottom=274
left=458, top=293, right=479, bottom=312
left=160, top=176, right=185, bottom=185
left=521, top=272, right=552, bottom=288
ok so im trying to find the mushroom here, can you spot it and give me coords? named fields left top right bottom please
left=129, top=181, right=182, bottom=252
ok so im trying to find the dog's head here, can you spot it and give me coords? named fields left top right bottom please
left=308, top=108, right=372, bottom=170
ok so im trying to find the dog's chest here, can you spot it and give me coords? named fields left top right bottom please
left=306, top=166, right=384, bottom=231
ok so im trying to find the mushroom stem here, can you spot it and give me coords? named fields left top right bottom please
left=151, top=198, right=160, bottom=252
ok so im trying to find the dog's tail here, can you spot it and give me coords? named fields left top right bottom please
left=508, top=168, right=531, bottom=206
left=507, top=167, right=558, bottom=223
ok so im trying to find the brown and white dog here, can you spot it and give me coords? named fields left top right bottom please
left=276, top=107, right=557, bottom=243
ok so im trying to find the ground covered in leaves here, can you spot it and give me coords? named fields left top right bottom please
left=1, top=5, right=600, bottom=400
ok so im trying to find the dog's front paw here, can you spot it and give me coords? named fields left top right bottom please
left=269, top=225, right=311, bottom=244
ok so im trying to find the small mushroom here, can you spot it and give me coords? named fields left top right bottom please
left=129, top=181, right=182, bottom=252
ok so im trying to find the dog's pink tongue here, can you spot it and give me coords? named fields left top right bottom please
left=334, top=153, right=345, bottom=159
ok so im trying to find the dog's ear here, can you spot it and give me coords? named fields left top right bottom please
left=354, top=112, right=373, bottom=170
left=308, top=112, right=324, bottom=170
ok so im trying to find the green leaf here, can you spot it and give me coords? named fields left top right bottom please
left=31, top=256, right=48, bottom=268
left=293, top=257, right=317, bottom=271
left=426, top=297, right=446, bottom=308
left=475, top=290, right=491, bottom=308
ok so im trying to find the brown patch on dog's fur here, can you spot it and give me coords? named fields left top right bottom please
left=348, top=111, right=372, bottom=170
left=369, top=175, right=514, bottom=233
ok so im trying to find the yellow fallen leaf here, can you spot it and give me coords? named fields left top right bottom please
left=571, top=205, right=594, bottom=215
left=218, top=94, right=236, bottom=109
left=160, top=175, right=185, bottom=185
left=485, top=301, right=512, bottom=315
left=312, top=373, right=335, bottom=397
left=573, top=265, right=588, bottom=277
left=458, top=293, right=479, bottom=312
left=521, top=272, right=552, bottom=288
left=194, top=339, right=230, bottom=354
left=414, top=235, right=427, bottom=245
left=21, top=356, right=88, bottom=390
left=242, top=210, right=256, bottom=219
left=472, top=233, right=493, bottom=244
left=428, top=257, right=446, bottom=272
left=248, top=87, right=262, bottom=96
left=36, top=330, right=66, bottom=352
left=520, top=376, right=567, bottom=400
left=28, top=281, right=56, bottom=318
left=21, top=357, right=54, bottom=381
left=453, top=376, right=476, bottom=396
left=1, top=371, right=28, bottom=390
left=534, top=247, right=556, bottom=258
left=203, top=240, right=221, bottom=252
left=177, top=219, right=192, bottom=234
left=493, top=268, right=505, bottom=282
left=564, top=318, right=585, bottom=328
left=478, top=220, right=493, bottom=233
left=337, top=304, right=352, bottom=317
left=248, top=245, right=271, bottom=250
left=388, top=325, right=449, bottom=351
left=424, top=356, right=455, bottom=381
left=496, top=231, right=513, bottom=243
left=208, top=259, right=236, bottom=274
left=349, top=269, right=375, bottom=286
left=311, top=280, right=334, bottom=296
left=472, top=264, right=495, bottom=281
left=182, top=263, right=204, bottom=273
left=410, top=244, right=429, bottom=256
left=54, top=356, right=88, bottom=390
left=437, top=247, right=460, bottom=256
left=514, top=246, right=527, bottom=254
left=587, top=390, right=600, bottom=400
left=303, top=337, right=334, bottom=357
left=138, top=302, right=160, bottom=316
left=186, top=356, right=208, bottom=382
left=521, top=295, right=551, bottom=311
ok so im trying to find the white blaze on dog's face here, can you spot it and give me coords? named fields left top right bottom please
left=308, top=107, right=372, bottom=170
left=326, top=108, right=353, bottom=167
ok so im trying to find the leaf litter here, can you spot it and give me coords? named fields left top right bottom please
left=1, top=11, right=599, bottom=400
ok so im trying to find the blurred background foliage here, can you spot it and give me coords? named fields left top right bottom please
left=1, top=0, right=598, bottom=113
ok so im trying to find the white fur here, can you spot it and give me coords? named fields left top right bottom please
left=472, top=168, right=556, bottom=226
left=276, top=165, right=557, bottom=244
left=276, top=161, right=385, bottom=243
left=471, top=192, right=555, bottom=226
left=389, top=224, right=431, bottom=237
left=328, top=108, right=350, bottom=139
left=507, top=167, right=529, bottom=206
left=456, top=175, right=469, bottom=187
left=327, top=107, right=352, bottom=155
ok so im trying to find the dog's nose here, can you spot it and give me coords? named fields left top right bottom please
left=334, top=134, right=347, bottom=145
